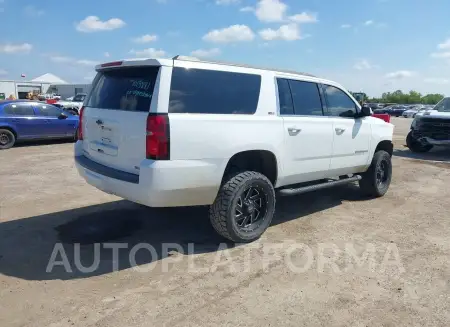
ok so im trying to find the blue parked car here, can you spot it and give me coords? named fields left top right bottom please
left=0, top=100, right=79, bottom=149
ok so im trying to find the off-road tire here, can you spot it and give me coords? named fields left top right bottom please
left=359, top=150, right=392, bottom=197
left=210, top=171, right=275, bottom=243
left=406, top=131, right=433, bottom=153
left=0, top=129, right=16, bottom=150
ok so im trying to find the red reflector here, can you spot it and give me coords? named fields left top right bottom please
left=101, top=61, right=123, bottom=68
left=146, top=114, right=170, bottom=160
left=78, top=106, right=84, bottom=140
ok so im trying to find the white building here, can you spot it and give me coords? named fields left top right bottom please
left=0, top=73, right=91, bottom=100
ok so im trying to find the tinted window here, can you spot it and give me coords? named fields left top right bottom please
left=87, top=67, right=159, bottom=112
left=277, top=79, right=294, bottom=115
left=3, top=103, right=34, bottom=116
left=289, top=80, right=323, bottom=116
left=323, top=85, right=357, bottom=118
left=169, top=67, right=261, bottom=114
left=35, top=104, right=62, bottom=117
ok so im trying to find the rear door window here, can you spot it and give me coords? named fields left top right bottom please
left=288, top=79, right=323, bottom=116
left=169, top=67, right=261, bottom=114
left=276, top=79, right=294, bottom=115
left=3, top=103, right=35, bottom=116
left=86, top=67, right=159, bottom=112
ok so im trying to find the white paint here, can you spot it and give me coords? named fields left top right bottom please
left=75, top=57, right=394, bottom=207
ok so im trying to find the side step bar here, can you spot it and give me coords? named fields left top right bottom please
left=278, top=175, right=362, bottom=196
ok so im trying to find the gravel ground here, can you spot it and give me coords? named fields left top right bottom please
left=0, top=117, right=449, bottom=327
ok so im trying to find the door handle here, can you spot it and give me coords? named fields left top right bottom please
left=335, top=127, right=346, bottom=135
left=288, top=127, right=301, bottom=136
left=12, top=119, right=19, bottom=122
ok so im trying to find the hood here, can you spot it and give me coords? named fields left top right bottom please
left=415, top=110, right=450, bottom=119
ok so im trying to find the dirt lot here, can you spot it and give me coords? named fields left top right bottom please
left=1, top=117, right=449, bottom=327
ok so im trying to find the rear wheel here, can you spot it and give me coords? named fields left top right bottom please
left=406, top=131, right=432, bottom=153
left=359, top=150, right=392, bottom=197
left=210, top=171, right=275, bottom=243
left=0, top=129, right=16, bottom=150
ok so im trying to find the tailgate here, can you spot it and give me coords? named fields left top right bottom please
left=82, top=66, right=160, bottom=174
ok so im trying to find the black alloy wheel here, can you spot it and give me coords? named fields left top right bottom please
left=210, top=171, right=276, bottom=243
left=235, top=185, right=268, bottom=233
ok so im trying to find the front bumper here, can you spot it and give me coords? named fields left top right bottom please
left=421, top=138, right=450, bottom=146
left=411, top=130, right=450, bottom=146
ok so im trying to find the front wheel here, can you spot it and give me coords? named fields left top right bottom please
left=0, top=129, right=16, bottom=149
left=406, top=131, right=432, bottom=153
left=210, top=171, right=275, bottom=243
left=359, top=150, right=392, bottom=197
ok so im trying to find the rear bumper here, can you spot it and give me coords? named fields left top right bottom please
left=75, top=155, right=139, bottom=184
left=74, top=143, right=222, bottom=207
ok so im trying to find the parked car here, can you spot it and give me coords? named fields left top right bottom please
left=0, top=100, right=79, bottom=149
left=38, top=93, right=61, bottom=101
left=373, top=108, right=391, bottom=114
left=381, top=103, right=397, bottom=108
left=403, top=105, right=436, bottom=118
left=402, top=107, right=420, bottom=118
left=386, top=105, right=407, bottom=117
left=74, top=56, right=394, bottom=242
left=54, top=93, right=87, bottom=115
left=406, top=97, right=450, bottom=152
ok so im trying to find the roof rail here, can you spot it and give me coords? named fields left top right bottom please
left=172, top=54, right=316, bottom=78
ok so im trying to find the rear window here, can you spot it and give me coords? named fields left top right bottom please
left=86, top=67, right=159, bottom=112
left=169, top=67, right=261, bottom=114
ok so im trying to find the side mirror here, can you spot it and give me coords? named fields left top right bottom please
left=58, top=113, right=68, bottom=120
left=360, top=106, right=372, bottom=117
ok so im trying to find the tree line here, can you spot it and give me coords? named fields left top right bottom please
left=351, top=90, right=444, bottom=105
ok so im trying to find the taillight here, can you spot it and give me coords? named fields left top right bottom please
left=146, top=114, right=170, bottom=160
left=101, top=61, right=123, bottom=68
left=78, top=106, right=84, bottom=140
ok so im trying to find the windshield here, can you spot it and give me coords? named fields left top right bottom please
left=434, top=97, right=450, bottom=112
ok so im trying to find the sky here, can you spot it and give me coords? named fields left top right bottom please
left=0, top=0, right=450, bottom=97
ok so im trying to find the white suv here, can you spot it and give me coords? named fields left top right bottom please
left=74, top=55, right=394, bottom=242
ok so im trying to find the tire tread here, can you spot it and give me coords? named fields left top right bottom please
left=210, top=171, right=275, bottom=242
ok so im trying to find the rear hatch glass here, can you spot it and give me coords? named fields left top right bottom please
left=87, top=67, right=158, bottom=112
left=82, top=66, right=160, bottom=174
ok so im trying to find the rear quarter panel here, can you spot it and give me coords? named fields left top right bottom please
left=166, top=65, right=285, bottom=187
